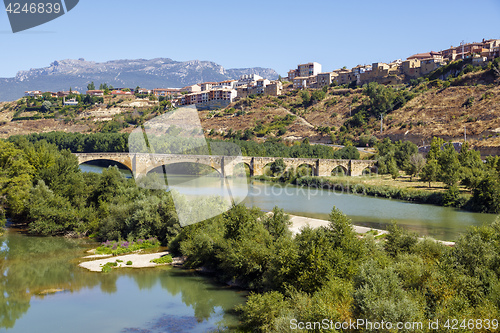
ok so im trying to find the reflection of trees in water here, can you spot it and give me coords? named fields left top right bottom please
left=0, top=232, right=245, bottom=330
left=127, top=267, right=246, bottom=324
left=158, top=269, right=247, bottom=323
left=0, top=232, right=102, bottom=329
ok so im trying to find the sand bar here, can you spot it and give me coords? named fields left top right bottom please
left=79, top=251, right=171, bottom=272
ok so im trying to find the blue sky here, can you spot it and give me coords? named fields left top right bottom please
left=1, top=0, right=499, bottom=78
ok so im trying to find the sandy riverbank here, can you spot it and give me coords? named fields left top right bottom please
left=287, top=213, right=455, bottom=246
left=79, top=251, right=182, bottom=272
left=80, top=213, right=454, bottom=273
left=288, top=214, right=389, bottom=236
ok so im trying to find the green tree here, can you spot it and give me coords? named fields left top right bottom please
left=385, top=222, right=418, bottom=257
left=420, top=158, right=440, bottom=187
left=269, top=159, right=286, bottom=176
left=333, top=145, right=360, bottom=160
left=26, top=180, right=79, bottom=235
left=442, top=184, right=462, bottom=207
left=426, top=137, right=445, bottom=160
left=458, top=142, right=485, bottom=190
left=40, top=101, right=52, bottom=113
left=394, top=140, right=418, bottom=170
left=471, top=173, right=500, bottom=213
left=311, top=90, right=325, bottom=102
left=87, top=81, right=95, bottom=91
left=406, top=153, right=425, bottom=181
left=262, top=207, right=292, bottom=240
left=388, top=157, right=399, bottom=179
left=238, top=291, right=290, bottom=333
left=0, top=140, right=33, bottom=221
left=353, top=260, right=425, bottom=326
left=301, top=90, right=311, bottom=106
left=438, top=143, right=461, bottom=186
left=363, top=82, right=396, bottom=116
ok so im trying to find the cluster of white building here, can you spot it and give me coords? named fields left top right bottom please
left=158, top=74, right=283, bottom=110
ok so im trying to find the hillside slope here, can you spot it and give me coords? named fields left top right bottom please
left=0, top=61, right=499, bottom=156
left=200, top=69, right=500, bottom=155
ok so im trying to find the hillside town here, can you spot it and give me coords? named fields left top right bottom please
left=289, top=38, right=500, bottom=89
left=22, top=38, right=500, bottom=111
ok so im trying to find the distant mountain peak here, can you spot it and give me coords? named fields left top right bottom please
left=0, top=58, right=278, bottom=101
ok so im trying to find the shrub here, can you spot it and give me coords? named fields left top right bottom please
left=101, top=261, right=118, bottom=273
left=269, top=159, right=286, bottom=176
left=463, top=96, right=474, bottom=108
left=442, top=184, right=465, bottom=207
left=384, top=222, right=418, bottom=257
left=95, top=237, right=160, bottom=255
left=353, top=260, right=425, bottom=326
left=126, top=261, right=133, bottom=265
left=238, top=291, right=290, bottom=333
left=151, top=255, right=173, bottom=264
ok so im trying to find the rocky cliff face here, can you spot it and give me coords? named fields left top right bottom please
left=0, top=58, right=279, bottom=101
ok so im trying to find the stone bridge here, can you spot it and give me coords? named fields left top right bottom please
left=74, top=153, right=377, bottom=178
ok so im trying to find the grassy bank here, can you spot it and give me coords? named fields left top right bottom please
left=253, top=173, right=473, bottom=208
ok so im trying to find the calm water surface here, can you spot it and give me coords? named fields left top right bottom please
left=3, top=163, right=494, bottom=331
left=79, top=163, right=498, bottom=241
left=0, top=229, right=246, bottom=333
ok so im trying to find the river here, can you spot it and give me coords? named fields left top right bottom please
left=1, top=163, right=497, bottom=332
left=0, top=228, right=246, bottom=333
left=79, top=163, right=497, bottom=242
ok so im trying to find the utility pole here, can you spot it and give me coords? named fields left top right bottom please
left=461, top=40, right=465, bottom=60
left=349, top=105, right=352, bottom=117
left=464, top=125, right=467, bottom=142
left=380, top=114, right=383, bottom=133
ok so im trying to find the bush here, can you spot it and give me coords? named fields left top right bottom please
left=384, top=223, right=418, bottom=257
left=101, top=261, right=118, bottom=273
left=150, top=255, right=173, bottom=264
left=353, top=260, right=425, bottom=327
left=442, top=184, right=466, bottom=207
left=95, top=237, right=160, bottom=255
left=463, top=96, right=474, bottom=108
left=238, top=291, right=290, bottom=333
left=269, top=159, right=286, bottom=176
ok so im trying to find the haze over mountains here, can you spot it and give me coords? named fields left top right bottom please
left=0, top=58, right=279, bottom=101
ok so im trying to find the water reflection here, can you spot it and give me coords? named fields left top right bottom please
left=159, top=176, right=497, bottom=241
left=78, top=162, right=498, bottom=240
left=0, top=230, right=245, bottom=332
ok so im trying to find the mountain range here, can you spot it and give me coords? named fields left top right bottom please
left=0, top=58, right=279, bottom=101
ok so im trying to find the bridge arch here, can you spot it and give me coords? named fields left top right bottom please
left=263, top=159, right=287, bottom=176
left=79, top=159, right=133, bottom=174
left=145, top=159, right=223, bottom=177
left=75, top=153, right=133, bottom=174
left=331, top=165, right=348, bottom=176
left=232, top=162, right=252, bottom=177
left=295, top=163, right=315, bottom=177
left=361, top=165, right=378, bottom=176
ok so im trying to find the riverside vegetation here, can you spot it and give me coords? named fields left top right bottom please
left=3, top=131, right=500, bottom=220
left=171, top=205, right=500, bottom=333
left=259, top=136, right=500, bottom=214
left=2, top=136, right=500, bottom=332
